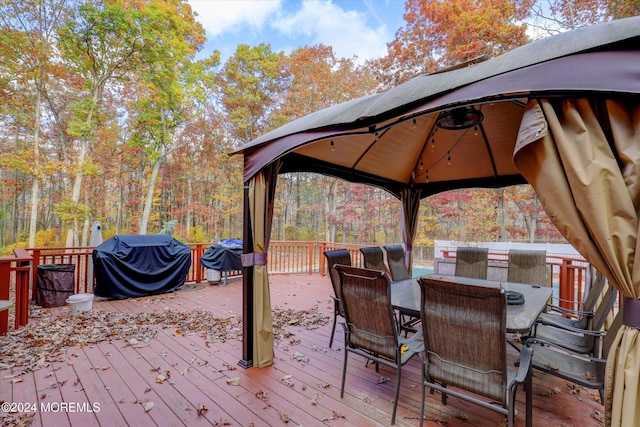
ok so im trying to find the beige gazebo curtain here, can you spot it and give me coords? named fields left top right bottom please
left=247, top=160, right=281, bottom=368
left=513, top=98, right=640, bottom=426
left=400, top=187, right=422, bottom=273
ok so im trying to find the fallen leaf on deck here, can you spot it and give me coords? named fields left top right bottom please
left=291, top=352, right=309, bottom=364
left=226, top=377, right=241, bottom=386
left=322, top=410, right=345, bottom=421
left=143, top=401, right=154, bottom=412
left=156, top=374, right=166, bottom=384
left=281, top=374, right=294, bottom=387
left=0, top=305, right=327, bottom=376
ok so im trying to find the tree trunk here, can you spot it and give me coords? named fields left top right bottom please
left=28, top=88, right=42, bottom=247
left=139, top=157, right=163, bottom=235
left=81, top=191, right=90, bottom=246
left=65, top=139, right=87, bottom=247
left=64, top=87, right=101, bottom=247
left=186, top=179, right=192, bottom=239
left=497, top=188, right=506, bottom=240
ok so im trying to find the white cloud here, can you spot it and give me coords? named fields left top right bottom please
left=188, top=0, right=392, bottom=63
left=189, top=0, right=283, bottom=38
left=271, top=0, right=390, bottom=62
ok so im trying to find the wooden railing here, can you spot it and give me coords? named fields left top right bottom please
left=1, top=241, right=593, bottom=334
left=0, top=249, right=32, bottom=335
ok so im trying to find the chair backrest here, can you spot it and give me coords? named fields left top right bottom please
left=323, top=249, right=352, bottom=314
left=581, top=282, right=618, bottom=356
left=582, top=269, right=607, bottom=314
left=591, top=282, right=618, bottom=332
left=336, top=265, right=398, bottom=360
left=454, top=247, right=489, bottom=279
left=602, top=310, right=623, bottom=358
left=419, top=276, right=508, bottom=403
left=507, top=249, right=547, bottom=286
left=384, top=245, right=411, bottom=281
left=360, top=247, right=387, bottom=272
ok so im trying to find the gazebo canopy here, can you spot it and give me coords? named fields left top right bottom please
left=234, top=16, right=640, bottom=427
left=235, top=16, right=640, bottom=199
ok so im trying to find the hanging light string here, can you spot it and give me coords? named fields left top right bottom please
left=414, top=127, right=472, bottom=182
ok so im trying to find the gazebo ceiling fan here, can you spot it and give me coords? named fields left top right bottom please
left=436, top=106, right=484, bottom=130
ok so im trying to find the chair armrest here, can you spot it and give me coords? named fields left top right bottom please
left=400, top=328, right=423, bottom=344
left=514, top=347, right=533, bottom=383
left=536, top=312, right=593, bottom=329
left=525, top=337, right=607, bottom=364
left=535, top=321, right=608, bottom=336
left=545, top=303, right=594, bottom=317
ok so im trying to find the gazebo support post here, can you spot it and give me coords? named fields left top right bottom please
left=239, top=185, right=254, bottom=368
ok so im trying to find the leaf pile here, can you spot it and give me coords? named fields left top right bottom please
left=0, top=304, right=329, bottom=374
left=271, top=305, right=329, bottom=340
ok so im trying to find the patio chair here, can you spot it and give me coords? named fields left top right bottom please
left=537, top=268, right=607, bottom=330
left=525, top=310, right=622, bottom=403
left=418, top=276, right=533, bottom=427
left=384, top=245, right=421, bottom=334
left=335, top=265, right=423, bottom=425
left=527, top=282, right=618, bottom=357
left=454, top=247, right=489, bottom=279
left=507, top=249, right=548, bottom=287
left=384, top=245, right=411, bottom=281
left=323, top=249, right=352, bottom=348
left=359, top=246, right=387, bottom=272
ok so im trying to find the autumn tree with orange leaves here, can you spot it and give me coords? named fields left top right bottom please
left=369, top=0, right=533, bottom=89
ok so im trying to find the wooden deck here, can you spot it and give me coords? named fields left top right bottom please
left=1, top=274, right=604, bottom=426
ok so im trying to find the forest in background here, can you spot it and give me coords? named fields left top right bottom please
left=1, top=0, right=637, bottom=253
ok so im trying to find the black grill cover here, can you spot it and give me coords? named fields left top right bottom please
left=93, top=235, right=192, bottom=299
left=200, top=240, right=243, bottom=272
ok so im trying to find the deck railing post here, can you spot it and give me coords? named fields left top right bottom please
left=30, top=248, right=41, bottom=301
left=195, top=244, right=204, bottom=283
left=0, top=259, right=10, bottom=335
left=13, top=249, right=32, bottom=328
left=319, top=242, right=327, bottom=276
left=559, top=259, right=573, bottom=310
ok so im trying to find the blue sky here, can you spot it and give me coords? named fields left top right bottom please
left=187, top=0, right=407, bottom=64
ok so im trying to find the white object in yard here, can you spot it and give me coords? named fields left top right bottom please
left=206, top=269, right=221, bottom=284
left=66, top=293, right=94, bottom=315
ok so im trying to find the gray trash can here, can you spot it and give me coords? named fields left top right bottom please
left=37, top=264, right=76, bottom=308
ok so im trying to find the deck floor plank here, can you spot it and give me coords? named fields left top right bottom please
left=69, top=346, right=130, bottom=427
left=1, top=274, right=605, bottom=427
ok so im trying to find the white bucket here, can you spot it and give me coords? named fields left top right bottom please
left=206, top=269, right=221, bottom=284
left=66, top=293, right=94, bottom=315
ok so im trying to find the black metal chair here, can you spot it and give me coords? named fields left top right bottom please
left=322, top=249, right=352, bottom=348
left=525, top=310, right=622, bottom=403
left=507, top=249, right=548, bottom=287
left=538, top=268, right=607, bottom=330
left=335, top=265, right=422, bottom=425
left=359, top=246, right=387, bottom=272
left=384, top=245, right=420, bottom=334
left=418, top=276, right=533, bottom=427
left=527, top=282, right=618, bottom=356
left=384, top=245, right=411, bottom=281
left=454, top=247, right=489, bottom=279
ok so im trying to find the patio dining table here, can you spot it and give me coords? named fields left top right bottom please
left=391, top=274, right=553, bottom=333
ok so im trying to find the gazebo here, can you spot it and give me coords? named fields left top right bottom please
left=233, top=16, right=640, bottom=426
